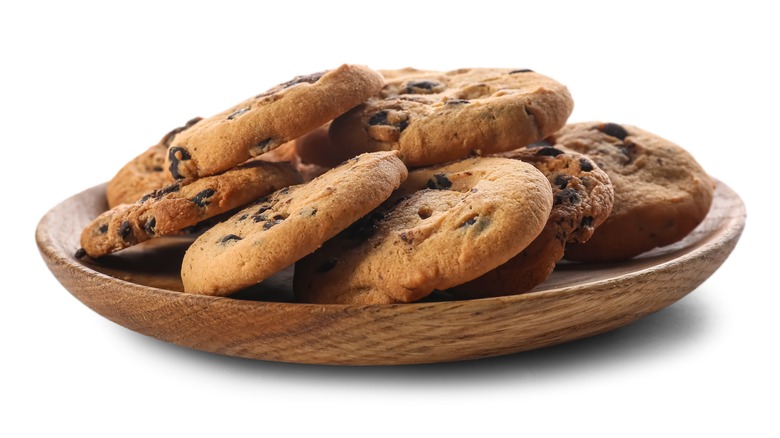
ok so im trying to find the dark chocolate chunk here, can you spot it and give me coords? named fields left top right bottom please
left=598, top=123, right=629, bottom=140
left=252, top=215, right=267, bottom=223
left=426, top=173, right=453, bottom=190
left=118, top=221, right=133, bottom=241
left=536, top=147, right=564, bottom=157
left=263, top=219, right=284, bottom=230
left=316, top=258, right=338, bottom=273
left=617, top=142, right=637, bottom=165
left=445, top=99, right=470, bottom=105
left=509, top=69, right=534, bottom=74
left=219, top=234, right=242, bottom=244
left=227, top=107, right=250, bottom=120
left=398, top=119, right=409, bottom=132
left=580, top=216, right=594, bottom=227
left=144, top=217, right=156, bottom=236
left=344, top=210, right=384, bottom=240
left=579, top=158, right=594, bottom=172
left=168, top=147, right=191, bottom=179
left=368, top=111, right=388, bottom=126
left=554, top=188, right=581, bottom=205
left=74, top=248, right=87, bottom=259
left=98, top=224, right=108, bottom=234
left=404, top=80, right=442, bottom=94
left=553, top=174, right=571, bottom=189
left=161, top=117, right=203, bottom=147
left=238, top=213, right=249, bottom=222
left=460, top=216, right=478, bottom=228
left=191, top=189, right=216, bottom=208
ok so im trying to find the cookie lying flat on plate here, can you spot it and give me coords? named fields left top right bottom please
left=548, top=122, right=714, bottom=262
left=106, top=117, right=201, bottom=208
left=165, top=64, right=385, bottom=180
left=181, top=151, right=408, bottom=296
left=328, top=68, right=574, bottom=167
left=447, top=145, right=614, bottom=298
left=294, top=157, right=553, bottom=305
left=80, top=160, right=302, bottom=258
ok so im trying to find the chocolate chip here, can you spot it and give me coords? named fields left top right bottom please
left=253, top=215, right=267, bottom=223
left=536, top=147, right=564, bottom=157
left=161, top=117, right=203, bottom=147
left=617, top=142, right=637, bottom=165
left=554, top=188, right=581, bottom=205
left=509, top=69, right=534, bottom=74
left=368, top=111, right=388, bottom=126
left=118, top=221, right=133, bottom=242
left=460, top=216, right=478, bottom=228
left=191, top=189, right=216, bottom=208
left=404, top=80, right=442, bottom=94
left=98, top=224, right=108, bottom=234
left=219, top=234, right=242, bottom=243
left=226, top=107, right=250, bottom=120
left=446, top=99, right=470, bottom=105
left=144, top=217, right=156, bottom=236
left=398, top=120, right=409, bottom=132
left=279, top=71, right=325, bottom=89
left=253, top=137, right=278, bottom=155
left=74, top=248, right=87, bottom=259
left=238, top=213, right=249, bottom=222
left=151, top=166, right=163, bottom=172
left=344, top=210, right=384, bottom=240
left=553, top=174, right=571, bottom=189
left=580, top=216, right=594, bottom=227
left=263, top=219, right=283, bottom=230
left=316, top=258, right=338, bottom=273
left=579, top=158, right=594, bottom=172
left=598, top=123, right=629, bottom=140
left=168, top=147, right=191, bottom=179
left=426, top=173, right=452, bottom=190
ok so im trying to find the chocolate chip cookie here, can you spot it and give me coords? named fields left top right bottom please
left=80, top=160, right=302, bottom=258
left=549, top=122, right=714, bottom=262
left=166, top=64, right=385, bottom=180
left=328, top=68, right=574, bottom=167
left=181, top=151, right=408, bottom=296
left=293, top=156, right=553, bottom=304
left=106, top=117, right=201, bottom=208
left=447, top=145, right=614, bottom=298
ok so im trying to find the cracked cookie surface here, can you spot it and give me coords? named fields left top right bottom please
left=181, top=151, right=408, bottom=296
left=293, top=156, right=553, bottom=304
left=549, top=122, right=714, bottom=262
left=447, top=145, right=614, bottom=298
left=328, top=68, right=574, bottom=167
left=165, top=64, right=384, bottom=180
left=80, top=160, right=302, bottom=258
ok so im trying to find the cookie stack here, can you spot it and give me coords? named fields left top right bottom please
left=78, top=64, right=714, bottom=304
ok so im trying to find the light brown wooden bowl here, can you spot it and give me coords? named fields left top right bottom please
left=36, top=181, right=745, bottom=365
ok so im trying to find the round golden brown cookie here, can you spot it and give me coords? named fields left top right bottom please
left=80, top=160, right=302, bottom=258
left=327, top=68, right=574, bottom=167
left=181, top=151, right=408, bottom=296
left=293, top=157, right=554, bottom=305
left=165, top=65, right=385, bottom=180
left=446, top=145, right=614, bottom=298
left=548, top=122, right=714, bottom=262
left=106, top=117, right=202, bottom=208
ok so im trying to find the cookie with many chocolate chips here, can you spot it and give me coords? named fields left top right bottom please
left=548, top=122, right=714, bottom=262
left=447, top=145, right=614, bottom=298
left=293, top=157, right=553, bottom=304
left=106, top=117, right=202, bottom=208
left=328, top=68, right=574, bottom=167
left=165, top=64, right=385, bottom=180
left=181, top=151, right=408, bottom=296
left=80, top=160, right=302, bottom=258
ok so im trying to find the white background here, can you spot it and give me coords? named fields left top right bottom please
left=2, top=1, right=776, bottom=436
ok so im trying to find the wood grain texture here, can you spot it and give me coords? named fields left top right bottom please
left=36, top=181, right=745, bottom=365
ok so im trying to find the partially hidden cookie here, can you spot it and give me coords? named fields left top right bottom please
left=447, top=145, right=614, bottom=298
left=549, top=122, right=714, bottom=262
left=293, top=157, right=553, bottom=305
left=181, top=151, right=408, bottom=296
left=166, top=64, right=385, bottom=180
left=328, top=68, right=574, bottom=167
left=80, top=160, right=302, bottom=258
left=262, top=138, right=331, bottom=182
left=106, top=117, right=201, bottom=208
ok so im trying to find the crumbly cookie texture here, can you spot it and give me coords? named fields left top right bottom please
left=549, top=122, right=714, bottom=262
left=181, top=151, right=408, bottom=296
left=294, top=156, right=553, bottom=304
left=165, top=64, right=385, bottom=180
left=328, top=68, right=574, bottom=167
left=80, top=160, right=302, bottom=258
left=447, top=145, right=614, bottom=298
left=106, top=117, right=201, bottom=208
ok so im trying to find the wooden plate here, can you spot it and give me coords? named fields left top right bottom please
left=36, top=181, right=745, bottom=365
